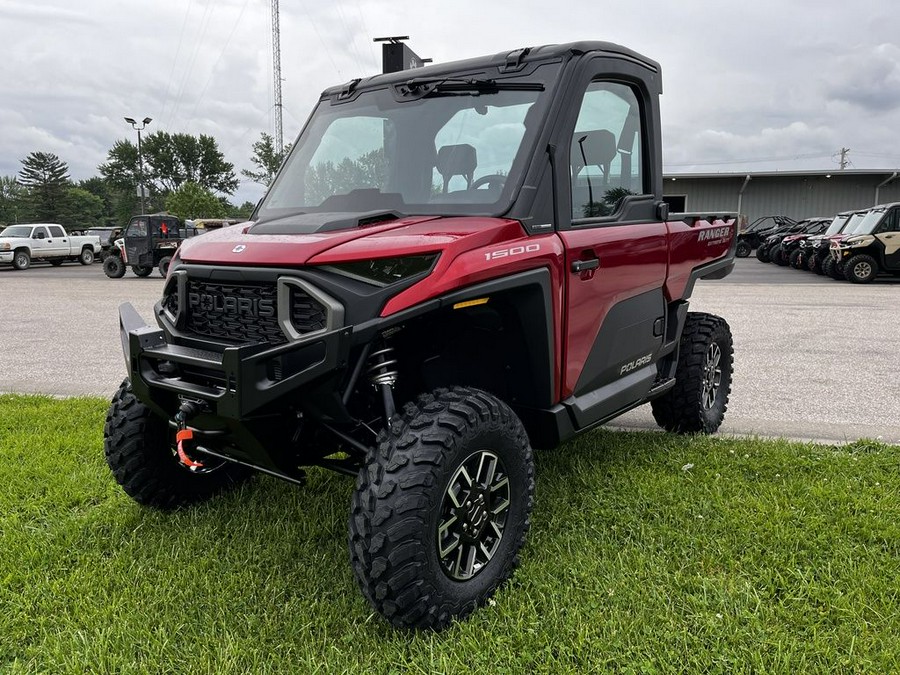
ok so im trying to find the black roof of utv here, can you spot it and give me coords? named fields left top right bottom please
left=322, top=41, right=662, bottom=98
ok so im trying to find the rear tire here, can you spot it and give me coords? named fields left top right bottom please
left=735, top=240, right=751, bottom=258
left=844, top=253, right=878, bottom=283
left=103, top=379, right=250, bottom=510
left=349, top=387, right=534, bottom=630
left=132, top=265, right=153, bottom=277
left=103, top=255, right=126, bottom=278
left=79, top=248, right=95, bottom=265
left=12, top=249, right=30, bottom=270
left=651, top=312, right=733, bottom=434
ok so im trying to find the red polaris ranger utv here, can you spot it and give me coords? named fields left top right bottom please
left=105, top=41, right=736, bottom=630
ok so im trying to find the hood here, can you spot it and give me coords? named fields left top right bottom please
left=177, top=213, right=526, bottom=267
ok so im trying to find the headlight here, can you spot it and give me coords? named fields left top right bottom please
left=0, top=242, right=10, bottom=251
left=325, top=254, right=439, bottom=287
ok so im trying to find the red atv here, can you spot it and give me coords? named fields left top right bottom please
left=105, top=41, right=736, bottom=629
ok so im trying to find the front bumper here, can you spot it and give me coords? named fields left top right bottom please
left=119, top=302, right=352, bottom=420
left=0, top=251, right=13, bottom=263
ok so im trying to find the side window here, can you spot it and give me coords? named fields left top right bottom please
left=880, top=209, right=900, bottom=233
left=126, top=219, right=148, bottom=237
left=33, top=226, right=49, bottom=239
left=48, top=225, right=66, bottom=238
left=570, top=81, right=645, bottom=220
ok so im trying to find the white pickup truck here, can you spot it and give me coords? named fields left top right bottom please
left=0, top=223, right=101, bottom=270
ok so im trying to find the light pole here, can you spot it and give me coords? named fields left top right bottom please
left=124, top=116, right=152, bottom=215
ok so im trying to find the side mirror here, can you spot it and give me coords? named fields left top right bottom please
left=656, top=201, right=670, bottom=221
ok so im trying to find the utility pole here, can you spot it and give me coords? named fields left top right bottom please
left=839, top=147, right=850, bottom=170
left=271, top=0, right=283, bottom=153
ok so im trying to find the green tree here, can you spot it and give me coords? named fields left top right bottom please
left=233, top=200, right=257, bottom=219
left=18, top=152, right=72, bottom=222
left=99, top=132, right=238, bottom=197
left=59, top=187, right=105, bottom=229
left=78, top=177, right=137, bottom=226
left=241, top=132, right=292, bottom=187
left=304, top=148, right=385, bottom=204
left=165, top=182, right=228, bottom=220
left=0, top=175, right=25, bottom=225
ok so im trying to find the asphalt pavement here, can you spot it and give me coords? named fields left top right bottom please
left=1, top=256, right=897, bottom=444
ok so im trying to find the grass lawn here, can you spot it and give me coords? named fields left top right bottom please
left=1, top=394, right=899, bottom=673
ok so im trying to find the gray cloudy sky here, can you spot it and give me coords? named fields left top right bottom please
left=1, top=0, right=898, bottom=205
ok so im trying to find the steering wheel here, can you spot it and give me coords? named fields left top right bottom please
left=470, top=174, right=506, bottom=191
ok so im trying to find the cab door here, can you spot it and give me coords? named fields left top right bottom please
left=46, top=225, right=69, bottom=258
left=554, top=59, right=669, bottom=429
left=124, top=217, right=149, bottom=266
left=875, top=207, right=900, bottom=269
left=30, top=226, right=54, bottom=257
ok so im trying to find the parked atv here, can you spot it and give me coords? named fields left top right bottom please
left=103, top=214, right=201, bottom=278
left=775, top=218, right=831, bottom=268
left=803, top=210, right=865, bottom=275
left=754, top=218, right=807, bottom=263
left=736, top=215, right=796, bottom=258
left=831, top=203, right=900, bottom=283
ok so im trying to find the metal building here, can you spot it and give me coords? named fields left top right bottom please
left=663, top=170, right=900, bottom=224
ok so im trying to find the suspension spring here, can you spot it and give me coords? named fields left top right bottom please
left=367, top=345, right=399, bottom=387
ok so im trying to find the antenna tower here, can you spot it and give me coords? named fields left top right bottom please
left=272, top=0, right=283, bottom=152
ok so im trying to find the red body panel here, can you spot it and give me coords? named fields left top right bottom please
left=664, top=217, right=736, bottom=301
left=177, top=216, right=441, bottom=266
left=558, top=223, right=668, bottom=398
left=178, top=213, right=734, bottom=407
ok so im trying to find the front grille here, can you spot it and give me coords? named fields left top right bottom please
left=184, top=280, right=285, bottom=345
left=291, top=288, right=327, bottom=334
left=164, top=276, right=332, bottom=346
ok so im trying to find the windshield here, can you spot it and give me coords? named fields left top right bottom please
left=824, top=215, right=848, bottom=235
left=0, top=226, right=32, bottom=238
left=842, top=212, right=868, bottom=234
left=257, top=64, right=561, bottom=220
left=851, top=209, right=886, bottom=235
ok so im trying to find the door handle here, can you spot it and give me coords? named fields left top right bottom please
left=571, top=258, right=600, bottom=273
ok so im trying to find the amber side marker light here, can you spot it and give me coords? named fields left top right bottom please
left=453, top=297, right=490, bottom=310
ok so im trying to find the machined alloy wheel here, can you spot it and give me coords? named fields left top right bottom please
left=350, top=387, right=534, bottom=630
left=437, top=450, right=511, bottom=581
left=701, top=343, right=722, bottom=410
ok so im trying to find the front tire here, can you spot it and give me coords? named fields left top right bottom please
left=651, top=312, right=733, bottom=434
left=770, top=244, right=788, bottom=266
left=103, top=379, right=250, bottom=510
left=789, top=249, right=804, bottom=269
left=79, top=248, right=95, bottom=265
left=755, top=244, right=770, bottom=263
left=844, top=253, right=878, bottom=283
left=349, top=387, right=534, bottom=630
left=12, top=249, right=30, bottom=270
left=103, top=255, right=126, bottom=278
left=735, top=240, right=751, bottom=258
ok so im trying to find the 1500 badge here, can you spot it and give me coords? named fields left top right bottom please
left=484, top=243, right=541, bottom=261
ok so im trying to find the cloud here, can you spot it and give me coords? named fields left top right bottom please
left=825, top=43, right=900, bottom=112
